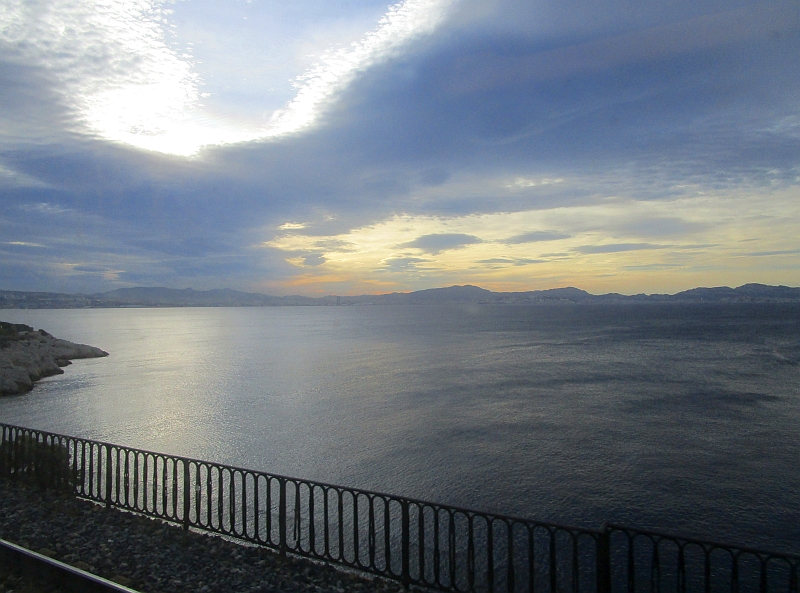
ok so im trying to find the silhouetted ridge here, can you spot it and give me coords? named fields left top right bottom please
left=408, top=285, right=492, bottom=302
left=1, top=284, right=798, bottom=308
left=671, top=284, right=800, bottom=302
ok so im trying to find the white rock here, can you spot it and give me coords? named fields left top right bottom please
left=0, top=327, right=108, bottom=396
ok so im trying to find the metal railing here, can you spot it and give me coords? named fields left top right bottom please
left=1, top=423, right=797, bottom=593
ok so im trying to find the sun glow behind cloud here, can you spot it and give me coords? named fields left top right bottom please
left=0, top=0, right=453, bottom=156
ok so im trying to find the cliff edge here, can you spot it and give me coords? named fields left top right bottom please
left=0, top=322, right=108, bottom=396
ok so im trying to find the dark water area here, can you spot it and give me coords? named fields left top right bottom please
left=0, top=303, right=798, bottom=553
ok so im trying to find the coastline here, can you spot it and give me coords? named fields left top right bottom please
left=0, top=322, right=108, bottom=396
left=2, top=283, right=799, bottom=309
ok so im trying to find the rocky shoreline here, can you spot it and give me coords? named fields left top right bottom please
left=0, top=321, right=108, bottom=396
left=0, top=479, right=406, bottom=593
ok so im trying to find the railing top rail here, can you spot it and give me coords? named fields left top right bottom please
left=606, top=523, right=800, bottom=560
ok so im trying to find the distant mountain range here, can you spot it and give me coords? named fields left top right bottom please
left=1, top=283, right=799, bottom=309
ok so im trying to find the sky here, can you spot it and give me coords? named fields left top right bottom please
left=0, top=0, right=798, bottom=296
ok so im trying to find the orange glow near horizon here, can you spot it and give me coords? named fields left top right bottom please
left=257, top=185, right=799, bottom=296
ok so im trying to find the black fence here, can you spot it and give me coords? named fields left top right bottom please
left=1, top=423, right=797, bottom=593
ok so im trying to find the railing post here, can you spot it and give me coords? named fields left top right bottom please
left=12, top=429, right=19, bottom=479
left=279, top=478, right=287, bottom=556
left=597, top=523, right=611, bottom=593
left=3, top=426, right=11, bottom=478
left=70, top=439, right=78, bottom=494
left=46, top=435, right=55, bottom=490
left=12, top=427, right=18, bottom=478
left=402, top=499, right=411, bottom=588
left=0, top=426, right=6, bottom=477
left=105, top=445, right=113, bottom=508
left=25, top=431, right=34, bottom=484
left=183, top=459, right=191, bottom=530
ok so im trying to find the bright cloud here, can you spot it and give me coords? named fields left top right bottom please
left=505, top=177, right=565, bottom=189
left=267, top=0, right=454, bottom=137
left=0, top=163, right=50, bottom=188
left=1, top=0, right=202, bottom=153
left=3, top=242, right=45, bottom=247
left=0, top=0, right=453, bottom=156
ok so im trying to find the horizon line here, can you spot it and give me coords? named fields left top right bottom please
left=2, top=282, right=799, bottom=300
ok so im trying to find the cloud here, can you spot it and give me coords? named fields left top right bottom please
left=0, top=163, right=51, bottom=188
left=622, top=263, right=683, bottom=270
left=3, top=241, right=45, bottom=248
left=612, top=216, right=708, bottom=238
left=312, top=239, right=358, bottom=253
left=0, top=0, right=455, bottom=155
left=302, top=253, right=327, bottom=266
left=267, top=0, right=455, bottom=138
left=575, top=243, right=668, bottom=254
left=399, top=233, right=483, bottom=254
left=477, top=258, right=546, bottom=266
left=745, top=249, right=800, bottom=257
left=71, top=265, right=109, bottom=273
left=381, top=256, right=429, bottom=271
left=0, top=0, right=205, bottom=154
left=443, top=2, right=799, bottom=93
left=19, top=203, right=70, bottom=215
left=503, top=231, right=571, bottom=244
left=321, top=0, right=800, bottom=188
left=504, top=177, right=564, bottom=189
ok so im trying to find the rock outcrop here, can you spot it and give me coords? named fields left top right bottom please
left=0, top=321, right=108, bottom=396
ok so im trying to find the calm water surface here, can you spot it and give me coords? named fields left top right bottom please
left=0, top=304, right=798, bottom=552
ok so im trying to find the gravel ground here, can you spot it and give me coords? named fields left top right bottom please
left=0, top=479, right=408, bottom=593
left=1, top=561, right=67, bottom=593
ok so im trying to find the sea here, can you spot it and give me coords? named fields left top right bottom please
left=0, top=304, right=798, bottom=553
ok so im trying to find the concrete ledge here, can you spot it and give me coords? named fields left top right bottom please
left=0, top=538, right=139, bottom=593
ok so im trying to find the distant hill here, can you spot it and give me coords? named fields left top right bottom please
left=404, top=285, right=493, bottom=302
left=671, top=283, right=800, bottom=302
left=98, top=287, right=319, bottom=307
left=1, top=283, right=798, bottom=309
